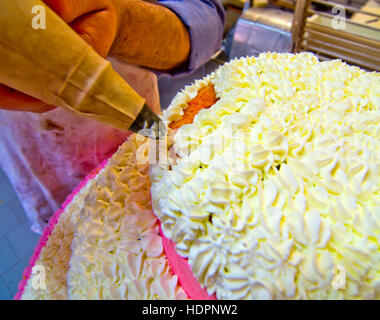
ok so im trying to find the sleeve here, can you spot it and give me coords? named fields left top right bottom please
left=156, top=0, right=225, bottom=77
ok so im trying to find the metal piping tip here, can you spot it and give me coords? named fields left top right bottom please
left=129, top=103, right=166, bottom=140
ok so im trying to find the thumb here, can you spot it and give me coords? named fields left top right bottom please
left=69, top=9, right=117, bottom=58
left=42, top=0, right=117, bottom=58
left=0, top=84, right=56, bottom=113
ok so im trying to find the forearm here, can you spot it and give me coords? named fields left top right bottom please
left=110, top=0, right=190, bottom=71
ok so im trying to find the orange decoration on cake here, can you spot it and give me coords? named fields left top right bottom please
left=169, top=84, right=219, bottom=129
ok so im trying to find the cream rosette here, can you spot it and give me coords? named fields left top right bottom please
left=22, top=135, right=187, bottom=300
left=150, top=52, right=380, bottom=299
left=21, top=182, right=91, bottom=300
left=67, top=135, right=187, bottom=299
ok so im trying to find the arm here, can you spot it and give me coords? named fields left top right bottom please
left=157, top=0, right=225, bottom=75
left=110, top=0, right=225, bottom=74
left=110, top=0, right=191, bottom=71
left=0, top=0, right=224, bottom=112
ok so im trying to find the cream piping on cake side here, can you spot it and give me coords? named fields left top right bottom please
left=67, top=134, right=187, bottom=300
left=21, top=179, right=94, bottom=300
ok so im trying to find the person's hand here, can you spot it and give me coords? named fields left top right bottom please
left=0, top=0, right=117, bottom=113
left=43, top=0, right=117, bottom=58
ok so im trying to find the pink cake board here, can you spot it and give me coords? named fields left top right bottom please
left=158, top=222, right=217, bottom=300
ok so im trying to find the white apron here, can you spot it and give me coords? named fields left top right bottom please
left=0, top=59, right=161, bottom=234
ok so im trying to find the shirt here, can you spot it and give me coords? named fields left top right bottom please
left=158, top=0, right=226, bottom=76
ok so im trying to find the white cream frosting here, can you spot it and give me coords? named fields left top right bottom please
left=22, top=180, right=92, bottom=300
left=22, top=135, right=187, bottom=300
left=21, top=52, right=380, bottom=300
left=68, top=135, right=187, bottom=300
left=151, top=52, right=380, bottom=299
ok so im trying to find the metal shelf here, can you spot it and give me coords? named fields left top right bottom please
left=291, top=0, right=380, bottom=71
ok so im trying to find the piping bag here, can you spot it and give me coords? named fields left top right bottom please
left=0, top=0, right=163, bottom=138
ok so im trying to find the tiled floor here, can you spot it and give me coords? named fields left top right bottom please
left=0, top=169, right=40, bottom=300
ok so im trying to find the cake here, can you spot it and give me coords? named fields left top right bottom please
left=18, top=52, right=380, bottom=300
left=152, top=52, right=380, bottom=300
left=19, top=138, right=187, bottom=300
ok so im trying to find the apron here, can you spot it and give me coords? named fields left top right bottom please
left=0, top=59, right=161, bottom=234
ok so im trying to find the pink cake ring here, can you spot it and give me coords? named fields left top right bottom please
left=158, top=221, right=217, bottom=300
